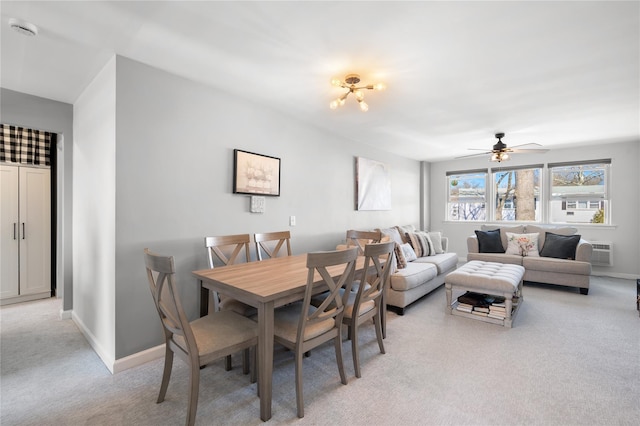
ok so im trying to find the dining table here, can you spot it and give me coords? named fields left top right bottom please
left=192, top=251, right=368, bottom=421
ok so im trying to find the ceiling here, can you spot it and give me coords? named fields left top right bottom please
left=1, top=1, right=638, bottom=162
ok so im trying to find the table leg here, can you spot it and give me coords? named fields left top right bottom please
left=258, top=301, right=274, bottom=421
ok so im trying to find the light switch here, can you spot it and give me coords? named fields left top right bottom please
left=289, top=215, right=296, bottom=226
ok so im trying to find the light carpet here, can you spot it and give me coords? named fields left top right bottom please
left=1, top=276, right=638, bottom=425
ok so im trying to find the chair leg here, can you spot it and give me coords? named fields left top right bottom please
left=335, top=332, right=347, bottom=385
left=351, top=323, right=361, bottom=378
left=187, top=362, right=200, bottom=426
left=374, top=312, right=386, bottom=355
left=225, top=354, right=232, bottom=371
left=295, top=349, right=305, bottom=418
left=157, top=347, right=174, bottom=403
left=242, top=348, right=250, bottom=375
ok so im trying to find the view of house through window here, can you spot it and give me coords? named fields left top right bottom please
left=493, top=165, right=542, bottom=221
left=447, top=170, right=487, bottom=221
left=446, top=159, right=611, bottom=225
left=549, top=160, right=610, bottom=224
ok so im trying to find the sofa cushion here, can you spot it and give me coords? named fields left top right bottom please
left=505, top=232, right=540, bottom=257
left=467, top=252, right=524, bottom=265
left=428, top=231, right=445, bottom=254
left=539, top=232, right=581, bottom=260
left=390, top=262, right=438, bottom=291
left=523, top=256, right=591, bottom=275
left=526, top=225, right=577, bottom=249
left=475, top=229, right=504, bottom=253
left=481, top=225, right=525, bottom=249
left=414, top=252, right=458, bottom=275
left=406, top=231, right=433, bottom=257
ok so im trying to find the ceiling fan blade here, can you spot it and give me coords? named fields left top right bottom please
left=455, top=151, right=492, bottom=159
left=509, top=148, right=550, bottom=153
left=508, top=143, right=544, bottom=149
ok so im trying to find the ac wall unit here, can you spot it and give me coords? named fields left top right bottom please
left=591, top=241, right=612, bottom=266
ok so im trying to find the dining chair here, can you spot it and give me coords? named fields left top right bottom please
left=272, top=247, right=358, bottom=418
left=345, top=229, right=382, bottom=255
left=204, top=234, right=256, bottom=372
left=254, top=230, right=292, bottom=260
left=144, top=248, right=258, bottom=426
left=342, top=241, right=395, bottom=378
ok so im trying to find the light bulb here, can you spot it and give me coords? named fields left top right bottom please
left=331, top=78, right=343, bottom=87
left=330, top=100, right=338, bottom=109
left=359, top=101, right=369, bottom=112
left=354, top=90, right=364, bottom=101
left=490, top=153, right=500, bottom=162
left=373, top=83, right=386, bottom=91
left=502, top=153, right=510, bottom=161
left=338, top=98, right=346, bottom=106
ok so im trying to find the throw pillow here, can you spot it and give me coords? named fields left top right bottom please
left=379, top=227, right=404, bottom=245
left=394, top=243, right=407, bottom=269
left=505, top=232, right=540, bottom=257
left=428, top=231, right=444, bottom=254
left=400, top=243, right=417, bottom=262
left=475, top=229, right=505, bottom=253
left=539, top=232, right=581, bottom=260
left=406, top=231, right=432, bottom=257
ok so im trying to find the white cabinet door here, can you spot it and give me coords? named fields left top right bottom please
left=18, top=167, right=51, bottom=296
left=0, top=165, right=20, bottom=298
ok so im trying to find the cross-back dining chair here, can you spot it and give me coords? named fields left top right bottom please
left=254, top=230, right=292, bottom=260
left=204, top=234, right=256, bottom=372
left=272, top=247, right=358, bottom=418
left=345, top=229, right=382, bottom=255
left=342, top=241, right=394, bottom=378
left=144, top=248, right=258, bottom=426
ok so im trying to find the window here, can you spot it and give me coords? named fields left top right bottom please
left=447, top=170, right=487, bottom=221
left=549, top=160, right=610, bottom=224
left=492, top=165, right=542, bottom=222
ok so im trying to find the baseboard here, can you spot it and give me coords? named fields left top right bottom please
left=71, top=311, right=116, bottom=374
left=592, top=271, right=640, bottom=280
left=112, top=344, right=165, bottom=374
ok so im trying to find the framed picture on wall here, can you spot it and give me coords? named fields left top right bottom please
left=233, top=149, right=281, bottom=196
left=356, top=156, right=391, bottom=210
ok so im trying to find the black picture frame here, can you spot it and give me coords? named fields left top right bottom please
left=233, top=149, right=281, bottom=196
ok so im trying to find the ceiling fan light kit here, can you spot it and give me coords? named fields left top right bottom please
left=456, top=132, right=550, bottom=162
left=329, top=73, right=385, bottom=112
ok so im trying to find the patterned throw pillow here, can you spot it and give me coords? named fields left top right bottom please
left=394, top=243, right=407, bottom=269
left=400, top=243, right=417, bottom=262
left=505, top=232, right=540, bottom=257
left=406, top=231, right=433, bottom=257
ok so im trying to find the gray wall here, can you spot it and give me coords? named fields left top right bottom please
left=429, top=140, right=640, bottom=277
left=0, top=88, right=73, bottom=311
left=72, top=56, right=421, bottom=361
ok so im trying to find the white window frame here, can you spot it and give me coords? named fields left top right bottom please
left=491, top=164, right=543, bottom=222
left=446, top=169, right=488, bottom=222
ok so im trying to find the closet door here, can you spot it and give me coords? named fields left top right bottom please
left=0, top=165, right=20, bottom=298
left=19, top=167, right=51, bottom=296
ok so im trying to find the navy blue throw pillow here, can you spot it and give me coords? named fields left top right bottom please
left=475, top=229, right=504, bottom=253
left=539, top=232, right=581, bottom=260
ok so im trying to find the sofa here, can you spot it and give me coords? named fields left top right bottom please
left=342, top=225, right=458, bottom=315
left=467, top=225, right=592, bottom=294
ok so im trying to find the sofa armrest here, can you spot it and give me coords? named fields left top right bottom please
left=467, top=236, right=479, bottom=254
left=575, top=239, right=593, bottom=262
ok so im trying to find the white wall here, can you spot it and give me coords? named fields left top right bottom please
left=107, top=56, right=421, bottom=360
left=0, top=88, right=73, bottom=311
left=72, top=57, right=117, bottom=365
left=429, top=140, right=640, bottom=277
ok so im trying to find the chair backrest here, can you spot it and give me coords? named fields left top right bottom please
left=254, top=231, right=292, bottom=260
left=204, top=234, right=252, bottom=268
left=298, top=248, right=358, bottom=342
left=346, top=230, right=382, bottom=255
left=144, top=248, right=197, bottom=362
left=352, top=241, right=395, bottom=314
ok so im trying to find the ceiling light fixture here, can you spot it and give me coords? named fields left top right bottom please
left=9, top=18, right=38, bottom=37
left=490, top=151, right=510, bottom=162
left=329, top=74, right=385, bottom=112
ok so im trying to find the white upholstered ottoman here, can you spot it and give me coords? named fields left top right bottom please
left=445, top=261, right=525, bottom=328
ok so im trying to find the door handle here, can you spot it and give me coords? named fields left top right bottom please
left=22, top=223, right=25, bottom=239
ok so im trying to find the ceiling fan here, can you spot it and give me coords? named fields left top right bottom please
left=457, top=133, right=549, bottom=162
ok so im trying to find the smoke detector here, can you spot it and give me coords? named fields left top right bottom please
left=9, top=18, right=38, bottom=37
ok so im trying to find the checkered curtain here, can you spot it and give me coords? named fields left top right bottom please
left=0, top=124, right=51, bottom=166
